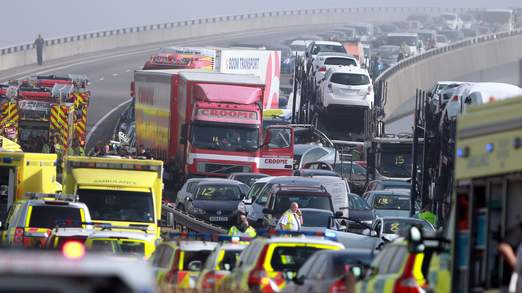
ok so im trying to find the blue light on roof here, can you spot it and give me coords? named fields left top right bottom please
left=486, top=143, right=494, bottom=153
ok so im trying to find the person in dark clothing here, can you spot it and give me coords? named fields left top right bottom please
left=136, top=144, right=152, bottom=159
left=33, top=35, right=45, bottom=65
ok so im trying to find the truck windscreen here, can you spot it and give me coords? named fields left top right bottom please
left=191, top=124, right=259, bottom=152
left=78, top=189, right=154, bottom=223
left=378, top=147, right=412, bottom=178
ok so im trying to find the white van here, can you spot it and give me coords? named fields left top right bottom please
left=311, top=175, right=350, bottom=217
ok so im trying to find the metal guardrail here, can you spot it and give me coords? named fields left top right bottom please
left=0, top=6, right=474, bottom=56
left=374, top=29, right=522, bottom=107
left=162, top=203, right=227, bottom=234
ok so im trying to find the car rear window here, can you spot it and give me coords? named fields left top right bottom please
left=217, top=249, right=243, bottom=271
left=330, top=73, right=370, bottom=86
left=270, top=245, right=328, bottom=272
left=383, top=219, right=433, bottom=235
left=324, top=57, right=357, bottom=66
left=274, top=194, right=332, bottom=214
left=120, top=240, right=145, bottom=256
left=373, top=195, right=410, bottom=210
left=195, top=185, right=241, bottom=201
left=29, top=206, right=82, bottom=228
left=183, top=250, right=212, bottom=271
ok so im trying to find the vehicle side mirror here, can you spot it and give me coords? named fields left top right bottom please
left=179, top=124, right=187, bottom=144
left=350, top=265, right=364, bottom=281
left=293, top=275, right=305, bottom=285
left=166, top=213, right=175, bottom=227
left=334, top=211, right=343, bottom=217
left=262, top=208, right=274, bottom=214
left=407, top=225, right=425, bottom=253
left=188, top=260, right=202, bottom=272
left=186, top=196, right=192, bottom=202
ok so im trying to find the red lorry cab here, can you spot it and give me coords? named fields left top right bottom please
left=134, top=70, right=293, bottom=186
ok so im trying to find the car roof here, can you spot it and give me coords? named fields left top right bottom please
left=298, top=169, right=339, bottom=176
left=229, top=172, right=268, bottom=177
left=265, top=176, right=323, bottom=185
left=373, top=179, right=411, bottom=185
left=88, top=230, right=152, bottom=241
left=379, top=217, right=425, bottom=222
left=316, top=52, right=353, bottom=58
left=196, top=180, right=245, bottom=187
left=52, top=228, right=94, bottom=237
left=256, top=236, right=344, bottom=247
left=327, top=66, right=369, bottom=75
left=216, top=242, right=248, bottom=250
left=185, top=178, right=229, bottom=184
left=369, top=190, right=411, bottom=196
left=251, top=176, right=276, bottom=184
left=313, top=40, right=344, bottom=46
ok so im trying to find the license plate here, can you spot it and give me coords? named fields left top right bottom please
left=209, top=216, right=228, bottom=222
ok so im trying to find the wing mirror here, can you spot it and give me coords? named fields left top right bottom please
left=187, top=260, right=202, bottom=272
left=262, top=208, right=274, bottom=214
left=292, top=275, right=305, bottom=285
left=334, top=211, right=343, bottom=217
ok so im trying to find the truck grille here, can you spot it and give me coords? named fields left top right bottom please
left=197, top=163, right=250, bottom=174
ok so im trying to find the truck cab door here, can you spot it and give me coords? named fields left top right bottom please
left=259, top=126, right=294, bottom=176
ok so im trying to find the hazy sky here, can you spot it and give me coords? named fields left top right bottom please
left=1, top=0, right=520, bottom=47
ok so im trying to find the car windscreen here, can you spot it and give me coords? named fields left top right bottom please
left=349, top=194, right=372, bottom=210
left=383, top=219, right=434, bottom=235
left=372, top=195, right=410, bottom=210
left=274, top=194, right=332, bottom=214
left=217, top=250, right=243, bottom=271
left=88, top=239, right=122, bottom=254
left=191, top=124, right=259, bottom=152
left=183, top=250, right=212, bottom=271
left=313, top=44, right=346, bottom=54
left=120, top=240, right=145, bottom=256
left=330, top=73, right=370, bottom=86
left=29, top=206, right=82, bottom=228
left=301, top=210, right=332, bottom=227
left=234, top=175, right=265, bottom=187
left=332, top=253, right=373, bottom=276
left=324, top=57, right=357, bottom=66
left=270, top=246, right=326, bottom=272
left=78, top=189, right=154, bottom=223
left=248, top=182, right=266, bottom=201
left=195, top=185, right=241, bottom=201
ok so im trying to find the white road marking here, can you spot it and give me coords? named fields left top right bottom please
left=99, top=77, right=104, bottom=81
left=112, top=73, right=119, bottom=77
left=86, top=98, right=133, bottom=144
left=125, top=69, right=131, bottom=72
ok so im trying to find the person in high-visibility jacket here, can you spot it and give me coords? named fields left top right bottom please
left=277, top=202, right=303, bottom=231
left=416, top=202, right=437, bottom=227
left=228, top=213, right=256, bottom=237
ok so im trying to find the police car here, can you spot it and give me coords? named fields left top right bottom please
left=197, top=239, right=249, bottom=292
left=150, top=235, right=218, bottom=291
left=221, top=231, right=344, bottom=292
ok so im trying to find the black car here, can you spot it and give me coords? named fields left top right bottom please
left=287, top=249, right=374, bottom=293
left=260, top=185, right=335, bottom=229
left=227, top=172, right=269, bottom=187
left=347, top=193, right=376, bottom=233
left=187, top=180, right=249, bottom=228
left=363, top=179, right=411, bottom=199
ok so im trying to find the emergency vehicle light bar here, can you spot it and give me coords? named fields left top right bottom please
left=69, top=161, right=161, bottom=172
left=26, top=192, right=79, bottom=202
left=257, top=229, right=337, bottom=241
left=167, top=232, right=252, bottom=243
